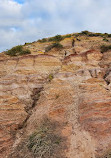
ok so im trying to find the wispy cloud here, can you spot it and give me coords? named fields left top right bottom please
left=0, top=0, right=111, bottom=52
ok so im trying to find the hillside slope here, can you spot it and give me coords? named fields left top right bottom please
left=1, top=32, right=111, bottom=158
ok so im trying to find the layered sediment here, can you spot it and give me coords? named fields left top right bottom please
left=0, top=35, right=111, bottom=158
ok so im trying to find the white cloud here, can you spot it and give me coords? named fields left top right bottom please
left=0, top=0, right=111, bottom=52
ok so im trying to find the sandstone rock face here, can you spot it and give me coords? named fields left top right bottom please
left=0, top=36, right=111, bottom=158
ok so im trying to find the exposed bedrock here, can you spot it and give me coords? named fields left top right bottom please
left=0, top=37, right=111, bottom=158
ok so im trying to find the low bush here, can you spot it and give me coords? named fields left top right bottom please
left=108, top=34, right=111, bottom=37
left=96, top=33, right=107, bottom=37
left=9, top=118, right=67, bottom=158
left=100, top=45, right=111, bottom=53
left=48, top=35, right=63, bottom=42
left=103, top=38, right=109, bottom=42
left=24, top=42, right=32, bottom=45
left=79, top=31, right=110, bottom=38
left=27, top=118, right=63, bottom=158
left=45, top=43, right=63, bottom=52
left=80, top=30, right=91, bottom=35
left=38, top=38, right=47, bottom=43
left=5, top=45, right=31, bottom=56
left=63, top=34, right=72, bottom=39
left=88, top=33, right=101, bottom=37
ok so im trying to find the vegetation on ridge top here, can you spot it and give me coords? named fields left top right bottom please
left=5, top=45, right=31, bottom=56
left=4, top=31, right=111, bottom=56
left=38, top=34, right=72, bottom=43
left=37, top=31, right=111, bottom=44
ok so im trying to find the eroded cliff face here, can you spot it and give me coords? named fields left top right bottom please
left=0, top=35, right=111, bottom=158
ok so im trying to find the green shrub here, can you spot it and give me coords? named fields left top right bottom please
left=88, top=33, right=100, bottom=37
left=63, top=34, right=72, bottom=39
left=79, top=31, right=108, bottom=37
left=103, top=38, right=109, bottom=42
left=80, top=30, right=91, bottom=35
left=5, top=45, right=31, bottom=56
left=20, top=49, right=31, bottom=55
left=48, top=35, right=63, bottom=42
left=108, top=34, right=111, bottom=37
left=27, top=118, right=62, bottom=158
left=100, top=45, right=111, bottom=53
left=38, top=38, right=47, bottom=43
left=52, top=42, right=63, bottom=48
left=45, top=43, right=63, bottom=52
left=24, top=42, right=32, bottom=45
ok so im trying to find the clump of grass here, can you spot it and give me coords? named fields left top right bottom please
left=27, top=118, right=63, bottom=158
left=48, top=73, right=54, bottom=82
left=45, top=43, right=63, bottom=52
left=5, top=45, right=31, bottom=56
left=100, top=45, right=111, bottom=53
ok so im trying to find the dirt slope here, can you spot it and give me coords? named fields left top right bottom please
left=0, top=34, right=111, bottom=158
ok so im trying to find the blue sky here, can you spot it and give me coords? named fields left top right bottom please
left=14, top=0, right=24, bottom=4
left=0, top=0, right=111, bottom=52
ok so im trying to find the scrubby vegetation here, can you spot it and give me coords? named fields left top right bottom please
left=37, top=31, right=111, bottom=44
left=108, top=34, right=111, bottom=37
left=5, top=45, right=31, bottom=56
left=103, top=38, right=109, bottom=42
left=100, top=45, right=111, bottom=53
left=27, top=118, right=65, bottom=158
left=48, top=35, right=63, bottom=42
left=9, top=118, right=66, bottom=158
left=38, top=34, right=72, bottom=43
left=80, top=31, right=90, bottom=35
left=45, top=42, right=63, bottom=52
left=24, top=42, right=32, bottom=45
left=79, top=30, right=111, bottom=38
left=37, top=35, right=63, bottom=43
left=62, top=34, right=72, bottom=39
left=97, top=150, right=111, bottom=158
left=38, top=38, right=47, bottom=43
left=37, top=31, right=111, bottom=45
